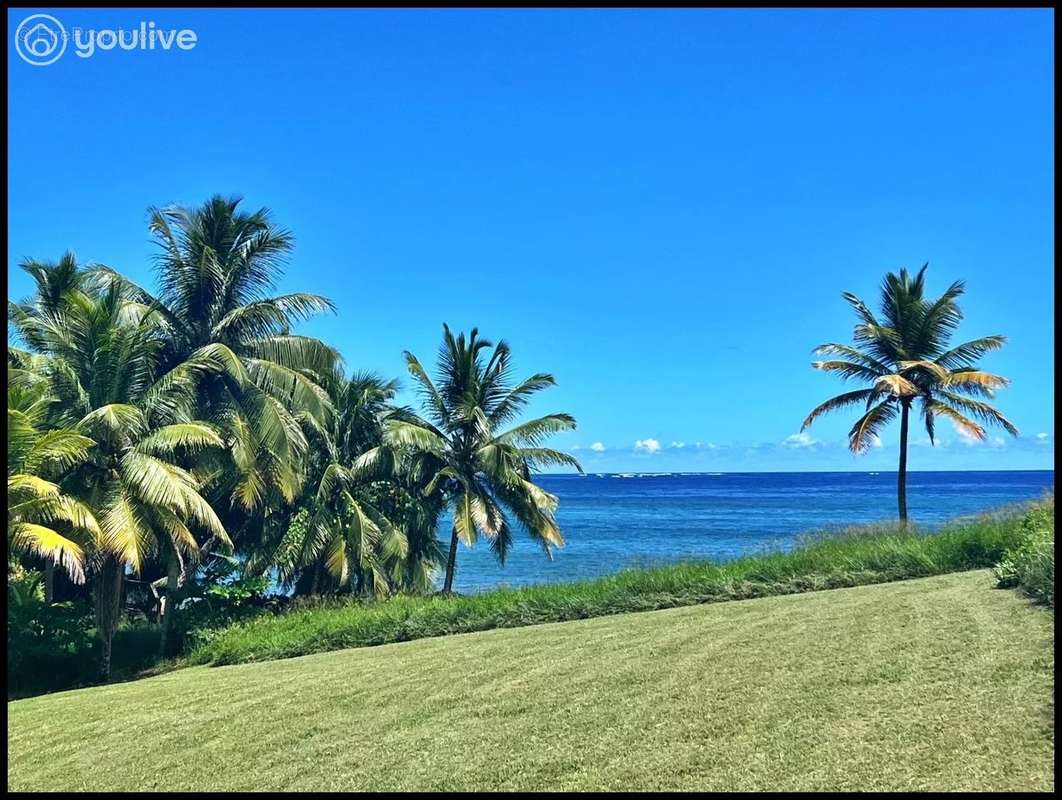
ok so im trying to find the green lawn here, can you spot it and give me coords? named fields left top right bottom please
left=7, top=570, right=1053, bottom=792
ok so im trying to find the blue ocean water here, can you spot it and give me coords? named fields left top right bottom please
left=449, top=470, right=1055, bottom=593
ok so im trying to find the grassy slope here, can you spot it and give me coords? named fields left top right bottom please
left=7, top=570, right=1053, bottom=792
left=189, top=508, right=1034, bottom=667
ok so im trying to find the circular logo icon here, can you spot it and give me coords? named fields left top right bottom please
left=14, top=14, right=67, bottom=66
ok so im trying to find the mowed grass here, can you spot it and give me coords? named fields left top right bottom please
left=8, top=570, right=1053, bottom=792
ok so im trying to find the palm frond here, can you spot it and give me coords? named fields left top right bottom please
left=137, top=422, right=224, bottom=455
left=936, top=390, right=1019, bottom=437
left=212, top=294, right=337, bottom=342
left=382, top=419, right=448, bottom=455
left=515, top=447, right=584, bottom=473
left=9, top=522, right=87, bottom=584
left=875, top=373, right=920, bottom=398
left=935, top=335, right=1007, bottom=369
left=801, top=389, right=877, bottom=431
left=496, top=413, right=577, bottom=446
left=943, top=369, right=1010, bottom=397
left=77, top=404, right=146, bottom=442
left=812, top=360, right=887, bottom=382
left=847, top=399, right=898, bottom=454
left=928, top=400, right=986, bottom=442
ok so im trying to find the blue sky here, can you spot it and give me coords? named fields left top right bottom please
left=8, top=8, right=1054, bottom=472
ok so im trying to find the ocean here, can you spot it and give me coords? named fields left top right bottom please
left=448, top=470, right=1055, bottom=593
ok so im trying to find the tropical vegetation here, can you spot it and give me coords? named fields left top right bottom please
left=8, top=358, right=98, bottom=593
left=801, top=265, right=1018, bottom=521
left=9, top=257, right=234, bottom=674
left=994, top=500, right=1054, bottom=605
left=7, top=194, right=578, bottom=687
left=7, top=202, right=1039, bottom=710
left=364, top=326, right=582, bottom=592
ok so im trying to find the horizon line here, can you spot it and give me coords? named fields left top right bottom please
left=537, top=468, right=1056, bottom=476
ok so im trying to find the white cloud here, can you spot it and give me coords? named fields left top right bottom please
left=590, top=442, right=606, bottom=453
left=569, top=445, right=582, bottom=452
left=670, top=441, right=685, bottom=449
left=960, top=431, right=1008, bottom=449
left=913, top=436, right=950, bottom=448
left=634, top=438, right=661, bottom=454
left=698, top=441, right=718, bottom=450
left=870, top=434, right=883, bottom=448
left=781, top=432, right=818, bottom=449
left=1037, top=432, right=1050, bottom=442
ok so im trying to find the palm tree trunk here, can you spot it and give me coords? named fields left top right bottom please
left=310, top=560, right=322, bottom=596
left=442, top=523, right=460, bottom=594
left=897, top=399, right=911, bottom=524
left=158, top=548, right=181, bottom=657
left=44, top=561, right=55, bottom=604
left=94, top=555, right=123, bottom=681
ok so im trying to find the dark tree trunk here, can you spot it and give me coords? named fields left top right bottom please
left=897, top=399, right=911, bottom=525
left=94, top=556, right=123, bottom=680
left=44, top=561, right=55, bottom=604
left=442, top=524, right=460, bottom=594
left=158, top=548, right=181, bottom=657
left=310, top=560, right=323, bottom=596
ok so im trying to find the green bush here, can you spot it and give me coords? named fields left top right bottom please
left=168, top=557, right=285, bottom=652
left=7, top=569, right=97, bottom=697
left=994, top=497, right=1054, bottom=605
left=6, top=568, right=183, bottom=697
left=7, top=558, right=288, bottom=698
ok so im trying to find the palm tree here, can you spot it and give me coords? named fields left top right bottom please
left=10, top=256, right=231, bottom=673
left=361, top=325, right=582, bottom=593
left=7, top=363, right=99, bottom=594
left=269, top=466, right=410, bottom=596
left=265, top=374, right=423, bottom=596
left=89, top=195, right=340, bottom=519
left=801, top=265, right=1018, bottom=522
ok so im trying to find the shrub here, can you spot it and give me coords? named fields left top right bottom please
left=7, top=568, right=97, bottom=697
left=993, top=497, right=1054, bottom=606
left=172, top=559, right=286, bottom=651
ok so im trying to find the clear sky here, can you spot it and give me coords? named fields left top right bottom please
left=8, top=8, right=1055, bottom=472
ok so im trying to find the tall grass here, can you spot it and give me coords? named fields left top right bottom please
left=189, top=499, right=1049, bottom=667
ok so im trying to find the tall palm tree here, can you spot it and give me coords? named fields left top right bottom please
left=89, top=195, right=340, bottom=519
left=361, top=326, right=582, bottom=593
left=10, top=257, right=231, bottom=674
left=10, top=257, right=100, bottom=602
left=801, top=265, right=1018, bottom=522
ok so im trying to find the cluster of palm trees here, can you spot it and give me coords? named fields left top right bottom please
left=7, top=195, right=580, bottom=676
